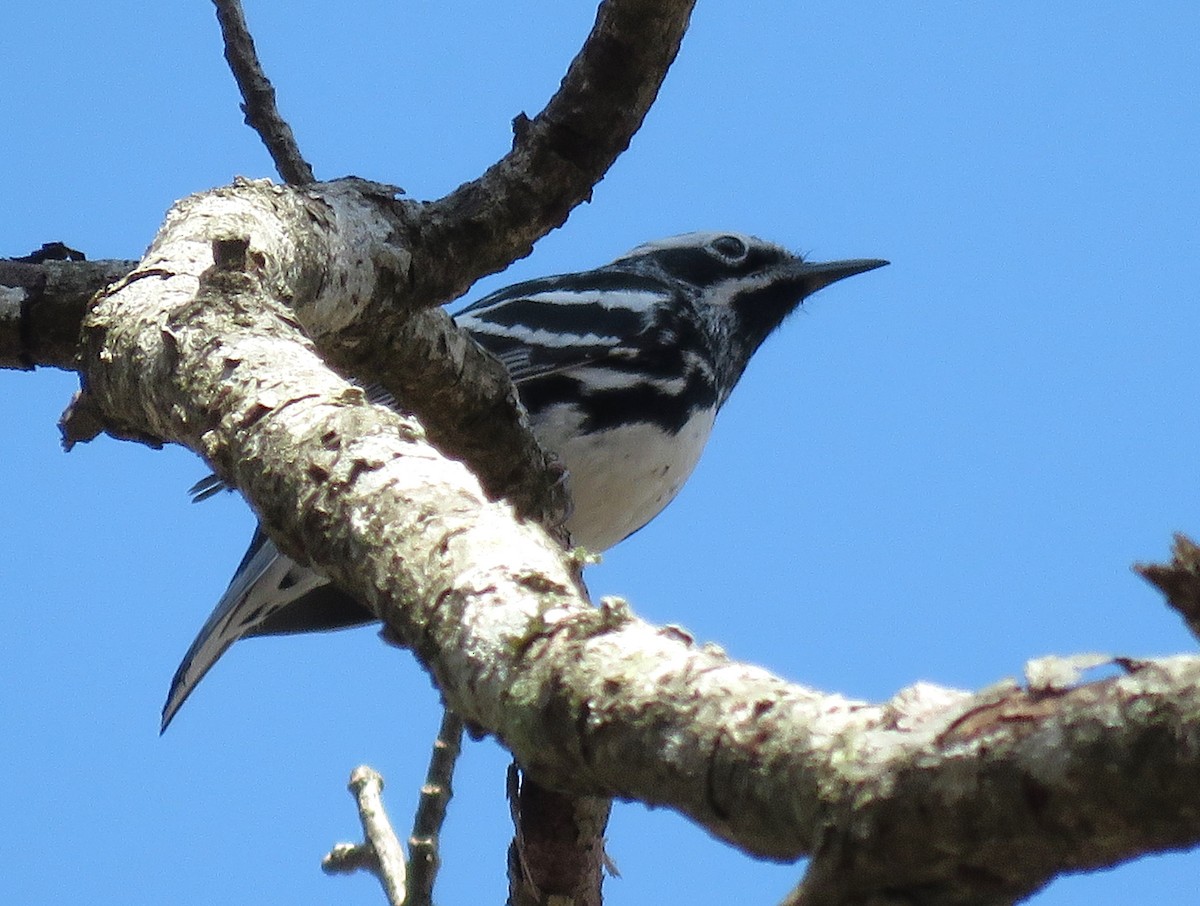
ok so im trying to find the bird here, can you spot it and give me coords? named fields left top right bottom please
left=162, top=232, right=887, bottom=730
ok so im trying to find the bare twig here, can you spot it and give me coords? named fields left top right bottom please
left=407, top=709, right=465, bottom=906
left=1136, top=533, right=1200, bottom=644
left=323, top=841, right=380, bottom=874
left=322, top=766, right=407, bottom=906
left=403, top=0, right=697, bottom=310
left=212, top=0, right=315, bottom=185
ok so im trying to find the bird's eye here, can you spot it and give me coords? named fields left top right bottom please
left=710, top=235, right=748, bottom=262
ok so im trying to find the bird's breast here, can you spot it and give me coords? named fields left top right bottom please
left=530, top=403, right=718, bottom=552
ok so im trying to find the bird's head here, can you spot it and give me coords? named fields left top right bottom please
left=611, top=231, right=888, bottom=402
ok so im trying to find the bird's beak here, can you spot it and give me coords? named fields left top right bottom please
left=790, top=257, right=889, bottom=294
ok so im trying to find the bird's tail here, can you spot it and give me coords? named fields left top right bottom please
left=160, top=534, right=352, bottom=731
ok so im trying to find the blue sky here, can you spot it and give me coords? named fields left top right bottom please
left=3, top=3, right=1198, bottom=903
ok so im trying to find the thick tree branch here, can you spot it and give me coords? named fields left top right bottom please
left=212, top=0, right=315, bottom=185
left=785, top=658, right=1200, bottom=905
left=67, top=202, right=1200, bottom=901
left=0, top=258, right=135, bottom=370
left=14, top=182, right=566, bottom=529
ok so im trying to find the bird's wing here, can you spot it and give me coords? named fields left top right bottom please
left=454, top=270, right=673, bottom=383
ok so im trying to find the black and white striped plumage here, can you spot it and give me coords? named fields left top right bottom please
left=161, top=232, right=886, bottom=729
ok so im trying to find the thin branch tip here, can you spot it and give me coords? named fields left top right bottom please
left=1135, top=534, right=1200, bottom=643
left=325, top=765, right=407, bottom=906
left=212, top=0, right=315, bottom=185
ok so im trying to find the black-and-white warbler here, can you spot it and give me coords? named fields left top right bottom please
left=162, top=232, right=886, bottom=729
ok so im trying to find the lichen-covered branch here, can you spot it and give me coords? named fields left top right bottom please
left=30, top=179, right=567, bottom=531
left=784, top=658, right=1200, bottom=905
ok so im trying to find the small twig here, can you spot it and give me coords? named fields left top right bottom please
left=323, top=841, right=381, bottom=875
left=322, top=766, right=407, bottom=906
left=10, top=242, right=86, bottom=263
left=1135, top=533, right=1200, bottom=644
left=407, top=0, right=697, bottom=310
left=407, top=709, right=465, bottom=906
left=211, top=0, right=315, bottom=184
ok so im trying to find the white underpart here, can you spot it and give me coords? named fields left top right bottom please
left=532, top=403, right=718, bottom=552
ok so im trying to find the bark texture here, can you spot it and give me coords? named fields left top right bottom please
left=0, top=257, right=136, bottom=370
